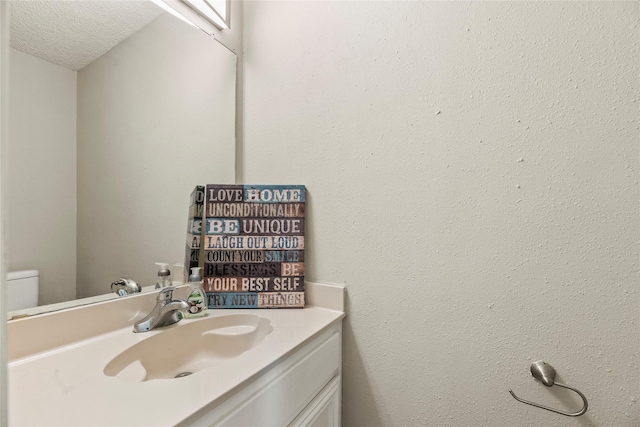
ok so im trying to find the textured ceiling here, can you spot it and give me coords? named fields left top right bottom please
left=10, top=1, right=164, bottom=71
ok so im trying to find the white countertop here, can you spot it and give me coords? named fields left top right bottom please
left=8, top=283, right=345, bottom=426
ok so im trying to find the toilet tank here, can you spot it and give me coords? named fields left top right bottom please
left=6, top=270, right=39, bottom=312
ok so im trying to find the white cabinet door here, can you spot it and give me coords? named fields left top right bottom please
left=181, top=324, right=341, bottom=427
left=290, top=376, right=341, bottom=427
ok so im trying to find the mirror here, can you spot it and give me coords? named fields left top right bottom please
left=6, top=0, right=236, bottom=318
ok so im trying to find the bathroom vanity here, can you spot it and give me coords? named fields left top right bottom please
left=7, top=282, right=345, bottom=426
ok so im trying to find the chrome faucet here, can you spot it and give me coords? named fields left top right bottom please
left=133, top=287, right=189, bottom=333
left=111, top=278, right=141, bottom=297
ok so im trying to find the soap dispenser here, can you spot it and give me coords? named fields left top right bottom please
left=154, top=262, right=172, bottom=289
left=184, top=267, right=207, bottom=318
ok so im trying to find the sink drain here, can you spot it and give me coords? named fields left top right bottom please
left=175, top=372, right=193, bottom=378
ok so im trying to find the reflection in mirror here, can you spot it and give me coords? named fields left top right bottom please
left=6, top=0, right=236, bottom=318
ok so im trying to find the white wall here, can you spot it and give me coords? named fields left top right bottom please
left=8, top=48, right=77, bottom=306
left=77, top=13, right=236, bottom=297
left=242, top=2, right=639, bottom=426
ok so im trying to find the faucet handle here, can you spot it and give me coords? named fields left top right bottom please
left=157, top=286, right=176, bottom=302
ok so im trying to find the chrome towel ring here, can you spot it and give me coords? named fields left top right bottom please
left=509, top=361, right=588, bottom=417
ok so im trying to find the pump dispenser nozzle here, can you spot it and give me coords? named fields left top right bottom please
left=189, top=267, right=202, bottom=282
left=155, top=262, right=170, bottom=273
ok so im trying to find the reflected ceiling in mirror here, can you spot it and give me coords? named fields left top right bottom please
left=6, top=0, right=236, bottom=319
left=10, top=1, right=163, bottom=70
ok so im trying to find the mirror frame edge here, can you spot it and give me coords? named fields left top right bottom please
left=0, top=1, right=9, bottom=424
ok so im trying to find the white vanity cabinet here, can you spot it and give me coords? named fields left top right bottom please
left=8, top=282, right=346, bottom=427
left=180, top=323, right=342, bottom=427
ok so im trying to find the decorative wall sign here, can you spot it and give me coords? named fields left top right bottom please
left=184, top=185, right=205, bottom=283
left=200, top=184, right=306, bottom=309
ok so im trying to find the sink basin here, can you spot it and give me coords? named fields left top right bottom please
left=104, top=313, right=272, bottom=382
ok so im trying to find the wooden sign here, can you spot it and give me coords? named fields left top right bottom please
left=202, top=184, right=306, bottom=309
